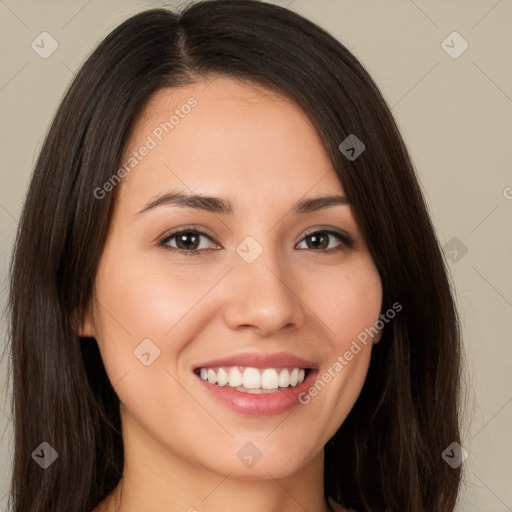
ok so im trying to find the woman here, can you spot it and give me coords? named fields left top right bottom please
left=7, top=1, right=463, bottom=511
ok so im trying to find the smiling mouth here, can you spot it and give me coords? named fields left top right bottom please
left=194, top=366, right=311, bottom=394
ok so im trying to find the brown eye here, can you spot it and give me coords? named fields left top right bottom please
left=159, top=229, right=217, bottom=256
left=304, top=232, right=330, bottom=250
left=297, top=230, right=354, bottom=252
left=173, top=231, right=202, bottom=250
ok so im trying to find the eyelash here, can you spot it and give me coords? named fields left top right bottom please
left=157, top=227, right=354, bottom=257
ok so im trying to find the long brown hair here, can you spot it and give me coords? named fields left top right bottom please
left=6, top=1, right=463, bottom=510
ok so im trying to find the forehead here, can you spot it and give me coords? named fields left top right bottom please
left=116, top=76, right=344, bottom=212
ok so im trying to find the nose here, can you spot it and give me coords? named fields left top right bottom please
left=221, top=248, right=305, bottom=337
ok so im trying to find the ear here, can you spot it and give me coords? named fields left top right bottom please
left=72, top=308, right=95, bottom=338
left=372, top=329, right=383, bottom=344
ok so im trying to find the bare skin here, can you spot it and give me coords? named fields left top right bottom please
left=83, top=77, right=381, bottom=512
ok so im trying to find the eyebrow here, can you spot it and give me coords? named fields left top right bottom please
left=135, top=190, right=350, bottom=216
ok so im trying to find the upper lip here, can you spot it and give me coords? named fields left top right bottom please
left=193, top=351, right=317, bottom=370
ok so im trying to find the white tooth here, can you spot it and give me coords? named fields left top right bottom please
left=298, top=368, right=305, bottom=384
left=289, top=368, right=299, bottom=386
left=278, top=369, right=290, bottom=387
left=228, top=367, right=243, bottom=387
left=261, top=369, right=279, bottom=389
left=217, top=367, right=229, bottom=386
left=200, top=368, right=208, bottom=381
left=207, top=369, right=218, bottom=384
left=242, top=367, right=261, bottom=389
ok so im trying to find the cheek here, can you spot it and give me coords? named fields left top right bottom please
left=90, top=249, right=231, bottom=393
left=306, top=258, right=383, bottom=347
left=93, top=250, right=224, bottom=342
left=296, top=259, right=382, bottom=428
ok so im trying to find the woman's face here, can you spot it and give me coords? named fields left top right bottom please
left=81, top=77, right=382, bottom=481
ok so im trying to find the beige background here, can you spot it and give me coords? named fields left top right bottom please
left=0, top=0, right=511, bottom=510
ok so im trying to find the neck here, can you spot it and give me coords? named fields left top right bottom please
left=95, top=412, right=335, bottom=512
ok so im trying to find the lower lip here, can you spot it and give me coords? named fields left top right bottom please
left=195, top=370, right=317, bottom=416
